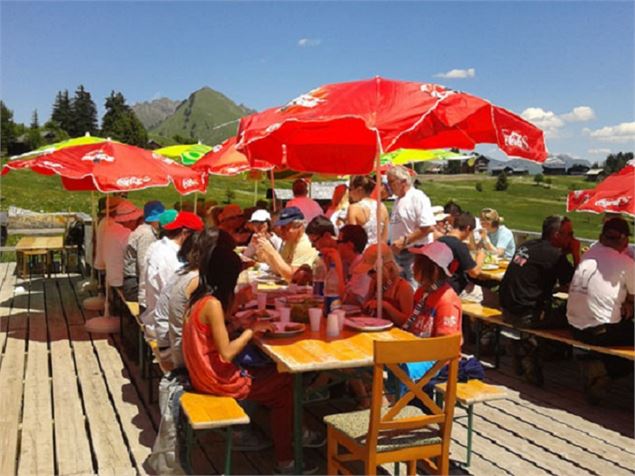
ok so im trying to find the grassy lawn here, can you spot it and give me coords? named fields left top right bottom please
left=1, top=170, right=607, bottom=240
left=418, top=174, right=604, bottom=240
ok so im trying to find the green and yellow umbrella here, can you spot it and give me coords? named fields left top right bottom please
left=155, top=143, right=212, bottom=165
left=380, top=148, right=476, bottom=166
left=10, top=133, right=111, bottom=160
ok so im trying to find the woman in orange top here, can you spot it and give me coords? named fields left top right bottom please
left=182, top=229, right=295, bottom=467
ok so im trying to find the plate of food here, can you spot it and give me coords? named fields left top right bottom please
left=344, top=317, right=394, bottom=332
left=481, top=264, right=499, bottom=271
left=267, top=322, right=306, bottom=337
left=339, top=304, right=362, bottom=315
left=235, top=309, right=280, bottom=321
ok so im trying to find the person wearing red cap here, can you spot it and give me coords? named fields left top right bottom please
left=141, top=211, right=204, bottom=338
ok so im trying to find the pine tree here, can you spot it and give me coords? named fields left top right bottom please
left=101, top=91, right=148, bottom=147
left=51, top=90, right=73, bottom=134
left=69, top=85, right=98, bottom=136
left=27, top=109, right=43, bottom=149
left=1, top=101, right=18, bottom=155
left=30, top=110, right=40, bottom=129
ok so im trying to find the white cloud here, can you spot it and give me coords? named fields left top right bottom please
left=434, top=68, right=475, bottom=79
left=521, top=105, right=597, bottom=138
left=588, top=148, right=612, bottom=156
left=298, top=38, right=322, bottom=47
left=586, top=122, right=635, bottom=143
left=521, top=107, right=564, bottom=137
left=561, top=106, right=595, bottom=122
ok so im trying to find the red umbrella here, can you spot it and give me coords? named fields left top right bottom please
left=192, top=136, right=273, bottom=176
left=2, top=140, right=207, bottom=194
left=567, top=160, right=635, bottom=216
left=237, top=77, right=548, bottom=174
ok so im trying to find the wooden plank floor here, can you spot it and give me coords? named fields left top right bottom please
left=0, top=261, right=633, bottom=475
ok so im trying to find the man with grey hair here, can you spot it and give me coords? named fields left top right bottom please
left=387, top=166, right=436, bottom=288
left=256, top=206, right=318, bottom=282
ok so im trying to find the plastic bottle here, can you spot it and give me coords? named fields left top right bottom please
left=324, top=262, right=341, bottom=316
left=312, top=255, right=326, bottom=296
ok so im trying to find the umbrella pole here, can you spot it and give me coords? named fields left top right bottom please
left=375, top=134, right=384, bottom=320
left=270, top=169, right=276, bottom=212
left=194, top=192, right=198, bottom=214
left=90, top=191, right=97, bottom=279
left=254, top=179, right=258, bottom=205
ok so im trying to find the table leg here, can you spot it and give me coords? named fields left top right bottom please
left=293, top=373, right=303, bottom=474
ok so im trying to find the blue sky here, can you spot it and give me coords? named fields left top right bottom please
left=2, top=1, right=633, bottom=162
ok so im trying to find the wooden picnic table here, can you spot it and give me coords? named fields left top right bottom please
left=256, top=325, right=419, bottom=473
left=15, top=235, right=64, bottom=277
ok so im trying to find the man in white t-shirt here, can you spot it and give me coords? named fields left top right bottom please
left=286, top=179, right=323, bottom=223
left=568, top=217, right=634, bottom=342
left=141, top=211, right=203, bottom=338
left=567, top=217, right=634, bottom=401
left=387, top=166, right=436, bottom=288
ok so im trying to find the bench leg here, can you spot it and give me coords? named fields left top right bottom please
left=494, top=326, right=501, bottom=369
left=293, top=373, right=303, bottom=474
left=475, top=319, right=482, bottom=360
left=225, top=426, right=233, bottom=475
left=183, top=420, right=194, bottom=474
left=465, top=405, right=474, bottom=468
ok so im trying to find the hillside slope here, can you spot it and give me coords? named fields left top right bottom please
left=150, top=87, right=253, bottom=145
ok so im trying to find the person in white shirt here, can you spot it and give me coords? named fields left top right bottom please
left=568, top=217, right=634, bottom=343
left=102, top=200, right=143, bottom=288
left=286, top=179, right=323, bottom=223
left=141, top=211, right=204, bottom=337
left=336, top=225, right=371, bottom=304
left=243, top=209, right=282, bottom=270
left=387, top=166, right=436, bottom=289
left=567, top=217, right=634, bottom=401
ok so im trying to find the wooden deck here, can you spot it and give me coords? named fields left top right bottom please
left=0, top=261, right=633, bottom=475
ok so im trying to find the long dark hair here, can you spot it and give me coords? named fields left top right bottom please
left=188, top=228, right=242, bottom=312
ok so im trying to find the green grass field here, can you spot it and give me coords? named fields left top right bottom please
left=1, top=170, right=605, bottom=239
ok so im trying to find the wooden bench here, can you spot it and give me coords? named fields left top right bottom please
left=435, top=379, right=509, bottom=468
left=114, top=288, right=165, bottom=402
left=180, top=392, right=250, bottom=475
left=461, top=301, right=635, bottom=367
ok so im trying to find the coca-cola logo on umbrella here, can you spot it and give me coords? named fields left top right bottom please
left=81, top=150, right=115, bottom=163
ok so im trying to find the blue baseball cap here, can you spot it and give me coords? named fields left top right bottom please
left=144, top=200, right=165, bottom=223
left=274, top=206, right=305, bottom=227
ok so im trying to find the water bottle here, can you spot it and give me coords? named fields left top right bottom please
left=324, top=262, right=341, bottom=316
left=312, top=255, right=326, bottom=296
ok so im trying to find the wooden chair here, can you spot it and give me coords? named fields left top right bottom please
left=324, top=334, right=461, bottom=475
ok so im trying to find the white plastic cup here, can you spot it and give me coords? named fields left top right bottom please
left=309, top=308, right=322, bottom=332
left=326, top=313, right=340, bottom=337
left=279, top=307, right=291, bottom=323
left=334, top=309, right=346, bottom=331
left=257, top=292, right=268, bottom=311
left=274, top=298, right=285, bottom=311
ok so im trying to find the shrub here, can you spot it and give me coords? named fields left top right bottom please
left=533, top=173, right=544, bottom=185
left=495, top=172, right=509, bottom=191
left=224, top=188, right=236, bottom=204
left=475, top=181, right=483, bottom=192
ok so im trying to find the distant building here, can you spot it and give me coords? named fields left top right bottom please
left=491, top=165, right=528, bottom=176
left=459, top=156, right=490, bottom=174
left=585, top=168, right=605, bottom=182
left=543, top=157, right=567, bottom=175
left=567, top=163, right=591, bottom=176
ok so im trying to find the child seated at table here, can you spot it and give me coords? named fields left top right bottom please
left=182, top=231, right=322, bottom=474
left=389, top=241, right=466, bottom=407
left=354, top=243, right=414, bottom=326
